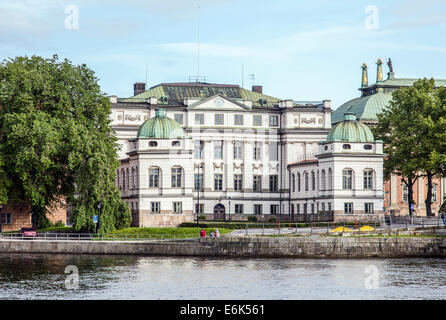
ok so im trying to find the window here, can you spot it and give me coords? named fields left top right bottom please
left=234, top=114, right=243, bottom=125
left=321, top=170, right=326, bottom=191
left=433, top=184, right=438, bottom=202
left=253, top=175, right=262, bottom=191
left=311, top=203, right=315, bottom=214
left=363, top=170, right=373, bottom=190
left=364, top=144, right=373, bottom=150
left=311, top=171, right=316, bottom=191
left=214, top=174, right=223, bottom=191
left=214, top=141, right=223, bottom=159
left=195, top=113, right=204, bottom=125
left=365, top=203, right=374, bottom=214
left=172, top=141, right=180, bottom=147
left=215, top=114, right=224, bottom=125
left=234, top=174, right=243, bottom=191
left=343, top=144, right=351, bottom=150
left=1, top=213, right=11, bottom=225
left=149, top=141, right=158, bottom=147
left=254, top=204, right=262, bottom=215
left=174, top=114, right=183, bottom=125
left=253, top=142, right=262, bottom=160
left=194, top=140, right=204, bottom=159
left=297, top=173, right=301, bottom=192
left=269, top=115, right=279, bottom=127
left=303, top=204, right=307, bottom=214
left=292, top=174, right=295, bottom=192
left=269, top=142, right=278, bottom=161
left=233, top=141, right=243, bottom=160
left=235, top=204, right=244, bottom=214
left=122, top=169, right=125, bottom=190
left=171, top=167, right=182, bottom=188
left=269, top=175, right=278, bottom=192
left=149, top=168, right=160, bottom=188
left=131, top=167, right=135, bottom=190
left=305, top=172, right=309, bottom=191
left=342, top=169, right=353, bottom=190
left=173, top=202, right=182, bottom=214
left=194, top=173, right=203, bottom=191
left=270, top=205, right=279, bottom=215
left=328, top=168, right=333, bottom=190
left=296, top=204, right=300, bottom=214
left=402, top=184, right=408, bottom=203
left=253, top=115, right=262, bottom=126
left=321, top=203, right=326, bottom=212
left=344, top=202, right=353, bottom=214
left=195, top=204, right=204, bottom=214
left=151, top=202, right=160, bottom=213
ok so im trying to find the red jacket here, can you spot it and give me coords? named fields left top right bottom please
left=200, top=229, right=206, bottom=237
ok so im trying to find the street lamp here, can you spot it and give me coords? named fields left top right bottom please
left=196, top=163, right=203, bottom=227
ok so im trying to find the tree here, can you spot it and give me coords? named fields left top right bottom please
left=374, top=78, right=446, bottom=217
left=0, top=55, right=131, bottom=232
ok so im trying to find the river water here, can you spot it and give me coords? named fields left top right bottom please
left=0, top=254, right=445, bottom=300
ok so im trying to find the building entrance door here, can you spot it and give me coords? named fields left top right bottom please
left=213, top=204, right=226, bottom=221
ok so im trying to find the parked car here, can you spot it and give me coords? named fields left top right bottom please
left=19, top=228, right=37, bottom=238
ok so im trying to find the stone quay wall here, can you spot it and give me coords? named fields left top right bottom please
left=1, top=236, right=446, bottom=258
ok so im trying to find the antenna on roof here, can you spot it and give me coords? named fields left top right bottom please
left=248, top=74, right=255, bottom=86
left=242, top=61, right=244, bottom=89
left=197, top=6, right=200, bottom=83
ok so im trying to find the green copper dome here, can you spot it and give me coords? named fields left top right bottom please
left=137, top=108, right=184, bottom=139
left=326, top=113, right=375, bottom=143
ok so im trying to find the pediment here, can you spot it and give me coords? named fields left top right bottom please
left=187, top=94, right=252, bottom=111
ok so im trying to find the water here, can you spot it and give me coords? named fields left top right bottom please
left=0, top=253, right=445, bottom=300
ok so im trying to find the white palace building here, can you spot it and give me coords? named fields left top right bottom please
left=109, top=82, right=384, bottom=227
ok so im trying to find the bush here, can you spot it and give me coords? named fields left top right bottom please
left=54, top=220, right=65, bottom=227
left=248, top=216, right=258, bottom=222
left=199, top=215, right=206, bottom=220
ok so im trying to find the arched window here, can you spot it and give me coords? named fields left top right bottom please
left=172, top=166, right=183, bottom=188
left=149, top=167, right=160, bottom=188
left=297, top=173, right=301, bottom=192
left=311, top=171, right=316, bottom=191
left=321, top=170, right=326, bottom=191
left=126, top=168, right=130, bottom=191
left=305, top=172, right=309, bottom=191
left=328, top=168, right=332, bottom=190
left=363, top=169, right=374, bottom=190
left=292, top=174, right=295, bottom=192
left=343, top=169, right=353, bottom=190
left=121, top=169, right=126, bottom=191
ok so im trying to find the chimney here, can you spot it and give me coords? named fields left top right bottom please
left=252, top=85, right=263, bottom=94
left=133, top=82, right=146, bottom=96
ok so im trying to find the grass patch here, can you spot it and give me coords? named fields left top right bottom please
left=37, top=226, right=73, bottom=233
left=107, top=227, right=233, bottom=239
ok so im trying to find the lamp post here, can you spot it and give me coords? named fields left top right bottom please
left=97, top=201, right=102, bottom=234
left=228, top=197, right=231, bottom=222
left=196, top=163, right=203, bottom=228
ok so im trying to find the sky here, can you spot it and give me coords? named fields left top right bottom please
left=1, top=0, right=446, bottom=108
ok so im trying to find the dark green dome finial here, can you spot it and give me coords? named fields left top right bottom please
left=137, top=108, right=184, bottom=139
left=326, top=113, right=374, bottom=143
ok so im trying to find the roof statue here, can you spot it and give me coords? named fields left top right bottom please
left=361, top=63, right=368, bottom=88
left=387, top=58, right=393, bottom=73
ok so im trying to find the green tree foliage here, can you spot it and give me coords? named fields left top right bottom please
left=0, top=55, right=131, bottom=232
left=374, top=78, right=446, bottom=216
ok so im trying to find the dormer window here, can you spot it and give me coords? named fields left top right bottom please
left=342, top=144, right=351, bottom=150
left=149, top=141, right=158, bottom=147
left=364, top=144, right=373, bottom=150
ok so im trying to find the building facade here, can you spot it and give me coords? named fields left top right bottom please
left=112, top=82, right=333, bottom=225
left=332, top=59, right=446, bottom=216
left=289, top=113, right=384, bottom=221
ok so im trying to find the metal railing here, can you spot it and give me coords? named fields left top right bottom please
left=0, top=233, right=199, bottom=242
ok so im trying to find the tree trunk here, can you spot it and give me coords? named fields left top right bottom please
left=425, top=172, right=433, bottom=217
left=407, top=177, right=415, bottom=217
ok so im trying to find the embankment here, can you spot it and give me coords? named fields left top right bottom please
left=1, top=236, right=446, bottom=258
